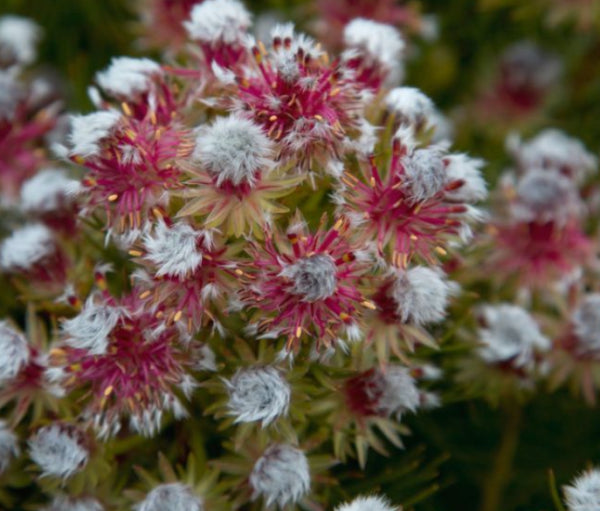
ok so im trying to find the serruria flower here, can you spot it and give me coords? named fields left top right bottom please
left=178, top=114, right=301, bottom=236
left=136, top=483, right=203, bottom=511
left=249, top=443, right=310, bottom=508
left=0, top=15, right=41, bottom=68
left=130, top=219, right=236, bottom=332
left=384, top=87, right=435, bottom=131
left=335, top=495, right=398, bottom=511
left=341, top=134, right=485, bottom=265
left=43, top=495, right=104, bottom=511
left=184, top=0, right=251, bottom=69
left=70, top=105, right=191, bottom=233
left=0, top=420, right=19, bottom=474
left=341, top=18, right=405, bottom=90
left=51, top=292, right=197, bottom=438
left=241, top=215, right=371, bottom=350
left=563, top=467, right=600, bottom=511
left=28, top=423, right=89, bottom=480
left=224, top=366, right=291, bottom=426
left=222, top=23, right=364, bottom=172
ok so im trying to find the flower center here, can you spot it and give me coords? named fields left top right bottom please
left=285, top=253, right=337, bottom=302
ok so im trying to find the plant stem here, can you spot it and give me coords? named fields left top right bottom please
left=480, top=404, right=522, bottom=511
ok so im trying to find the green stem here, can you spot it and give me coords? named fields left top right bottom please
left=480, top=404, right=522, bottom=511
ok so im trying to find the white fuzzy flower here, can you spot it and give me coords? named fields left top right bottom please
left=385, top=87, right=434, bottom=128
left=444, top=154, right=487, bottom=203
left=343, top=18, right=405, bottom=84
left=96, top=57, right=162, bottom=98
left=374, top=366, right=421, bottom=420
left=135, top=483, right=203, bottom=511
left=477, top=304, right=550, bottom=368
left=280, top=254, right=338, bottom=302
left=143, top=222, right=205, bottom=279
left=564, top=468, right=600, bottom=511
left=69, top=110, right=121, bottom=158
left=43, top=496, right=104, bottom=511
left=184, top=0, right=251, bottom=45
left=0, top=321, right=30, bottom=382
left=512, top=169, right=581, bottom=223
left=28, top=424, right=89, bottom=480
left=20, top=168, right=82, bottom=213
left=0, top=223, right=55, bottom=272
left=0, top=15, right=41, bottom=66
left=507, top=129, right=597, bottom=183
left=335, top=495, right=397, bottom=511
left=62, top=297, right=122, bottom=355
left=250, top=444, right=310, bottom=508
left=572, top=294, right=600, bottom=353
left=192, top=114, right=274, bottom=187
left=390, top=266, right=455, bottom=325
left=0, top=420, right=19, bottom=474
left=225, top=367, right=291, bottom=426
left=401, top=146, right=447, bottom=203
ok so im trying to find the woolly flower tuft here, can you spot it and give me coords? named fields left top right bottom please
left=225, top=366, right=291, bottom=426
left=572, top=294, right=600, bottom=353
left=335, top=495, right=398, bottom=511
left=389, top=266, right=455, bottom=325
left=28, top=424, right=89, bottom=480
left=0, top=223, right=56, bottom=272
left=20, top=168, right=82, bottom=213
left=62, top=297, right=123, bottom=355
left=69, top=110, right=121, bottom=158
left=280, top=253, right=338, bottom=302
left=444, top=154, right=487, bottom=203
left=385, top=87, right=434, bottom=128
left=250, top=444, right=310, bottom=508
left=43, top=496, right=104, bottom=511
left=0, top=420, right=19, bottom=474
left=192, top=115, right=274, bottom=188
left=564, top=468, right=600, bottom=511
left=184, top=0, right=251, bottom=45
left=401, top=146, right=447, bottom=204
left=96, top=57, right=162, bottom=98
left=135, top=483, right=203, bottom=511
left=143, top=221, right=207, bottom=278
left=477, top=304, right=550, bottom=368
left=0, top=321, right=30, bottom=382
left=0, top=15, right=41, bottom=66
left=376, top=366, right=421, bottom=419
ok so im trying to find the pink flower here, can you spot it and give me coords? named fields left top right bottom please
left=241, top=216, right=370, bottom=350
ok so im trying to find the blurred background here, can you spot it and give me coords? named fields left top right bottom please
left=2, top=0, right=600, bottom=509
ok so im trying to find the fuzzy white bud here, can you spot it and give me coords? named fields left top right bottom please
left=96, top=57, right=162, bottom=98
left=0, top=15, right=41, bottom=66
left=444, top=154, right=487, bottom=203
left=225, top=367, right=291, bottom=426
left=375, top=366, right=421, bottom=420
left=69, top=110, right=121, bottom=158
left=385, top=87, right=434, bottom=128
left=564, top=468, right=600, bottom=511
left=335, top=495, right=398, bottom=511
left=391, top=266, right=455, bottom=326
left=281, top=254, right=338, bottom=302
left=28, top=424, right=89, bottom=480
left=135, top=483, right=203, bottom=511
left=20, top=168, right=82, bottom=213
left=0, top=223, right=55, bottom=273
left=62, top=297, right=122, bottom=355
left=192, top=115, right=274, bottom=187
left=143, top=222, right=206, bottom=279
left=0, top=420, right=19, bottom=474
left=477, top=304, right=550, bottom=368
left=572, top=294, right=600, bottom=353
left=0, top=321, right=30, bottom=382
left=43, top=496, right=104, bottom=511
left=401, top=146, right=447, bottom=203
left=250, top=444, right=310, bottom=508
left=184, top=0, right=251, bottom=46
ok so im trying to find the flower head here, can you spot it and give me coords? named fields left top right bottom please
left=335, top=495, right=397, bottom=511
left=20, top=168, right=81, bottom=214
left=0, top=321, right=30, bottom=383
left=96, top=57, right=162, bottom=100
left=69, top=111, right=122, bottom=158
left=0, top=420, right=19, bottom=474
left=385, top=87, right=435, bottom=130
left=564, top=468, right=600, bottom=511
left=250, top=444, right=310, bottom=508
left=136, top=483, right=203, bottom=511
left=477, top=304, right=550, bottom=369
left=0, top=15, right=41, bottom=67
left=28, top=423, right=89, bottom=480
left=43, top=495, right=104, bottom=511
left=225, top=366, right=291, bottom=426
